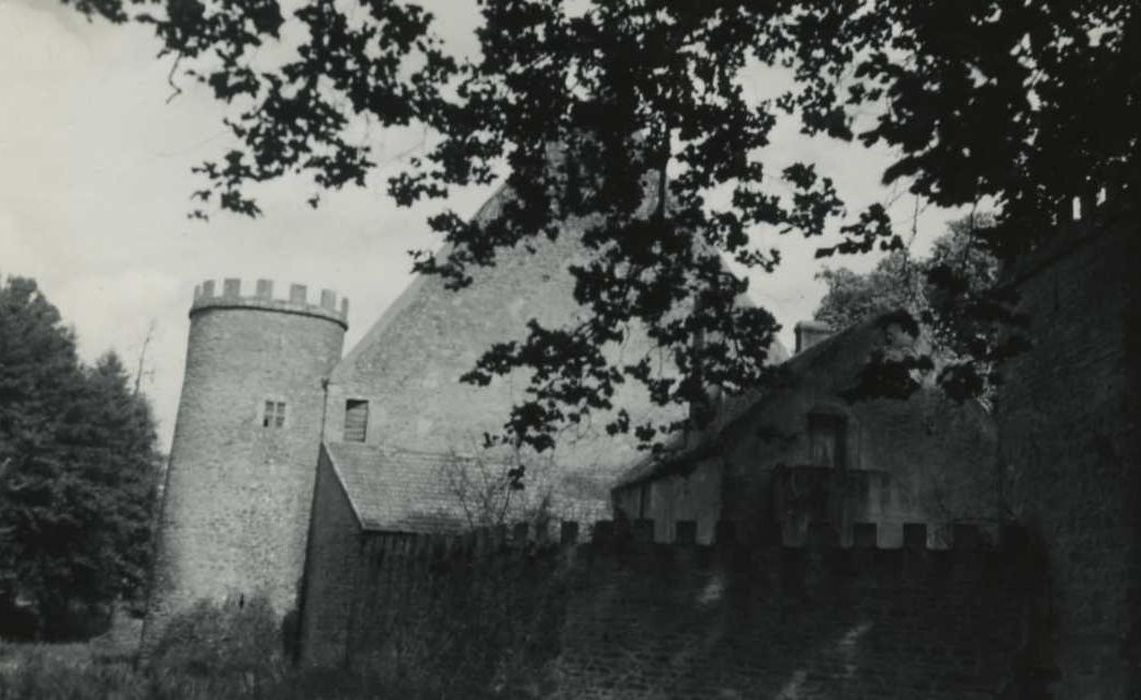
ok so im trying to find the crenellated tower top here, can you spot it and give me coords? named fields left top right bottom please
left=190, top=278, right=349, bottom=329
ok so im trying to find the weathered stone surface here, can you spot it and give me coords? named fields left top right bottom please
left=299, top=518, right=1035, bottom=698
left=296, top=447, right=360, bottom=668
left=324, top=188, right=692, bottom=522
left=145, top=280, right=346, bottom=645
left=996, top=199, right=1141, bottom=698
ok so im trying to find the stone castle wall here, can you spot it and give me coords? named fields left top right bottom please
left=299, top=508, right=1042, bottom=698
left=554, top=526, right=1030, bottom=699
left=995, top=189, right=1141, bottom=696
left=295, top=445, right=361, bottom=667
left=145, top=279, right=347, bottom=645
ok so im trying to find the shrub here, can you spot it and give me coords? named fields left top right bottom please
left=147, top=594, right=286, bottom=697
left=2, top=588, right=557, bottom=699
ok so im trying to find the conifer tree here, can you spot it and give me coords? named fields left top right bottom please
left=0, top=277, right=161, bottom=638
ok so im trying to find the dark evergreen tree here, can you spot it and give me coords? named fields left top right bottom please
left=62, top=353, right=162, bottom=610
left=0, top=277, right=161, bottom=639
left=0, top=277, right=80, bottom=466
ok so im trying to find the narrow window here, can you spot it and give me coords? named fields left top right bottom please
left=263, top=400, right=286, bottom=428
left=807, top=413, right=846, bottom=469
left=343, top=399, right=369, bottom=442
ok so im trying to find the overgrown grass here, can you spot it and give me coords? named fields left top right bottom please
left=0, top=642, right=139, bottom=700
left=0, top=597, right=454, bottom=699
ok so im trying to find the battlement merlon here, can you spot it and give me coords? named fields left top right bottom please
left=190, top=278, right=349, bottom=329
left=998, top=176, right=1137, bottom=287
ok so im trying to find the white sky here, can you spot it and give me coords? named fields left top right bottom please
left=0, top=0, right=960, bottom=450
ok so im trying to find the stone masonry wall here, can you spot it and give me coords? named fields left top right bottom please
left=146, top=280, right=346, bottom=647
left=296, top=446, right=361, bottom=668
left=301, top=519, right=1040, bottom=698
left=995, top=196, right=1141, bottom=697
left=325, top=187, right=687, bottom=523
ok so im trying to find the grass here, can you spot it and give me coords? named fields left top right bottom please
left=0, top=599, right=512, bottom=699
left=1, top=600, right=311, bottom=699
left=0, top=639, right=145, bottom=700
left=0, top=640, right=491, bottom=699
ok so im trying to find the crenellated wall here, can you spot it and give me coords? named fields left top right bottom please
left=190, top=278, right=349, bottom=327
left=299, top=512, right=1044, bottom=698
left=556, top=521, right=1034, bottom=699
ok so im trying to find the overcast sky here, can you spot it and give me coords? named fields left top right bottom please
left=0, top=0, right=960, bottom=450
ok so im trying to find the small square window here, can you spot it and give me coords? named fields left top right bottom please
left=343, top=399, right=369, bottom=442
left=263, top=400, right=286, bottom=428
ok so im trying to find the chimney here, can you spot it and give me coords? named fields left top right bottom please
left=794, top=320, right=832, bottom=354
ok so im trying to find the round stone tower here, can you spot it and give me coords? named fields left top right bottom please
left=145, top=278, right=348, bottom=642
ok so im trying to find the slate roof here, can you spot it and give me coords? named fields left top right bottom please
left=323, top=442, right=474, bottom=533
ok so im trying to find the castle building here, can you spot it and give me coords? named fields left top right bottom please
left=146, top=182, right=999, bottom=650
left=147, top=174, right=1139, bottom=696
left=297, top=308, right=1003, bottom=669
left=144, top=185, right=694, bottom=644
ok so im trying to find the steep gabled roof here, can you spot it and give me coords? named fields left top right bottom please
left=326, top=176, right=788, bottom=514
left=331, top=184, right=511, bottom=384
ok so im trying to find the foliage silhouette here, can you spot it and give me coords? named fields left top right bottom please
left=61, top=0, right=1137, bottom=451
left=817, top=215, right=1026, bottom=405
